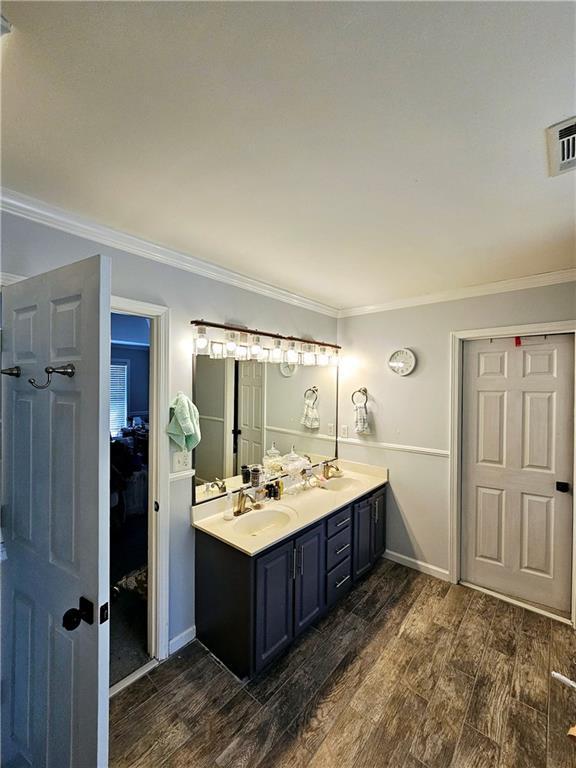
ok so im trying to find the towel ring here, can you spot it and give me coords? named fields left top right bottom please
left=304, top=386, right=318, bottom=405
left=351, top=387, right=368, bottom=406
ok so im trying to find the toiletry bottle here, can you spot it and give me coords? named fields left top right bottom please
left=250, top=466, right=261, bottom=487
left=241, top=465, right=250, bottom=484
left=223, top=491, right=234, bottom=521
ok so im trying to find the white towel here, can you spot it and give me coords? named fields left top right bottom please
left=354, top=402, right=370, bottom=435
left=301, top=395, right=320, bottom=430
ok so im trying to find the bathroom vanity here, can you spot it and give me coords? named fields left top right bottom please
left=193, top=467, right=387, bottom=679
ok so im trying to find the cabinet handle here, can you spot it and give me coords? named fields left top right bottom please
left=299, top=545, right=304, bottom=576
left=335, top=575, right=351, bottom=589
left=335, top=543, right=350, bottom=555
left=292, top=547, right=297, bottom=580
left=336, top=518, right=350, bottom=528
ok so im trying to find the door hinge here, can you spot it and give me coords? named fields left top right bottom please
left=154, top=501, right=160, bottom=512
left=99, top=602, right=109, bottom=624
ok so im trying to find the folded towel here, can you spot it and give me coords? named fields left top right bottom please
left=300, top=394, right=320, bottom=430
left=354, top=402, right=370, bottom=435
left=166, top=391, right=201, bottom=450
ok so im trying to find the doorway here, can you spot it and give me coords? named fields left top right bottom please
left=451, top=325, right=576, bottom=623
left=109, top=313, right=152, bottom=684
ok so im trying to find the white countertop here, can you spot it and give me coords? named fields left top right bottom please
left=191, top=462, right=388, bottom=556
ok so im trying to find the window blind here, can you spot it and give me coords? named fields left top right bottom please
left=110, top=363, right=128, bottom=437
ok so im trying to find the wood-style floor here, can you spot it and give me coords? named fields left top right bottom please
left=109, top=561, right=576, bottom=768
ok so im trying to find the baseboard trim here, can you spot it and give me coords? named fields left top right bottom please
left=169, top=625, right=197, bottom=655
left=385, top=549, right=451, bottom=581
left=109, top=658, right=159, bottom=697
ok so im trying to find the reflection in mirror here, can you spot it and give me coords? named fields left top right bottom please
left=193, top=359, right=338, bottom=503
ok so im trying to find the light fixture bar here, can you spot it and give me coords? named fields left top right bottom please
left=190, top=319, right=341, bottom=351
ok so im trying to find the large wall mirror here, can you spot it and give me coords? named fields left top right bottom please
left=193, top=357, right=338, bottom=504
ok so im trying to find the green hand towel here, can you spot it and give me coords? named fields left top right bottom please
left=166, top=391, right=201, bottom=451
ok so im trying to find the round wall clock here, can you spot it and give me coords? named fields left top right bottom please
left=388, top=348, right=417, bottom=376
left=280, top=361, right=297, bottom=377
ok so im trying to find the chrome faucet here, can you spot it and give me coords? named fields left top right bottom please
left=323, top=461, right=341, bottom=480
left=210, top=477, right=227, bottom=493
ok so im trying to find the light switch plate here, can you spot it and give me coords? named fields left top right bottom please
left=172, top=450, right=192, bottom=473
left=340, top=424, right=349, bottom=438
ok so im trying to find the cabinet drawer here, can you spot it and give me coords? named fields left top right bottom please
left=327, top=557, right=352, bottom=606
left=326, top=526, right=352, bottom=571
left=327, top=507, right=352, bottom=538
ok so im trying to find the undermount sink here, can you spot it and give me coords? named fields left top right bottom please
left=323, top=475, right=362, bottom=492
left=232, top=505, right=296, bottom=536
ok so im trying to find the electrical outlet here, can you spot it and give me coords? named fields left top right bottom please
left=327, top=423, right=334, bottom=436
left=172, top=450, right=192, bottom=473
left=340, top=424, right=349, bottom=438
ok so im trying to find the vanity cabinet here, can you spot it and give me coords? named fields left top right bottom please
left=195, top=484, right=386, bottom=679
left=353, top=488, right=386, bottom=580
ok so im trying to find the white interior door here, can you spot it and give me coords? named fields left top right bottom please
left=461, top=334, right=574, bottom=615
left=238, top=360, right=264, bottom=466
left=1, top=255, right=111, bottom=767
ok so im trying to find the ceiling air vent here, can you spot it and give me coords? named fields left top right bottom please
left=547, top=117, right=576, bottom=176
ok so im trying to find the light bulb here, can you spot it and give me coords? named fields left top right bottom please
left=317, top=347, right=329, bottom=366
left=250, top=335, right=262, bottom=356
left=225, top=331, right=237, bottom=352
left=271, top=340, right=283, bottom=363
left=258, top=348, right=270, bottom=362
left=285, top=342, right=299, bottom=364
left=302, top=343, right=316, bottom=366
left=210, top=341, right=224, bottom=359
left=235, top=345, right=249, bottom=361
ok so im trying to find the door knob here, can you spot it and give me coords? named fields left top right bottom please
left=62, top=596, right=94, bottom=631
left=556, top=482, right=570, bottom=493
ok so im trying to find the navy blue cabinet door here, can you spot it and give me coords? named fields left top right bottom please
left=353, top=500, right=373, bottom=580
left=371, top=491, right=386, bottom=560
left=294, top=523, right=325, bottom=635
left=255, top=542, right=294, bottom=671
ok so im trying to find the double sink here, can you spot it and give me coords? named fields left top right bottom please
left=232, top=475, right=363, bottom=537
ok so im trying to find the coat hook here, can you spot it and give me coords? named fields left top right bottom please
left=1, top=366, right=21, bottom=378
left=29, top=363, right=75, bottom=390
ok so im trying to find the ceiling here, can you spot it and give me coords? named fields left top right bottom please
left=1, top=1, right=575, bottom=311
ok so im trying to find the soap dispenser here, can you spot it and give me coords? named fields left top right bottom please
left=223, top=491, right=234, bottom=521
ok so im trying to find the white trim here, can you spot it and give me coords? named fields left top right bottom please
left=384, top=549, right=451, bottom=581
left=199, top=414, right=225, bottom=424
left=169, top=469, right=196, bottom=482
left=449, top=320, right=576, bottom=628
left=168, top=625, right=196, bottom=655
left=339, top=269, right=576, bottom=317
left=265, top=424, right=336, bottom=444
left=0, top=272, right=24, bottom=286
left=460, top=582, right=572, bottom=626
left=111, top=295, right=171, bottom=661
left=2, top=188, right=338, bottom=318
left=108, top=659, right=159, bottom=698
left=339, top=435, right=450, bottom=458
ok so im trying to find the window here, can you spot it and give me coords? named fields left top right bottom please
left=110, top=363, right=128, bottom=437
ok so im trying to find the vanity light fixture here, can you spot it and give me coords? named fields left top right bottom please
left=190, top=320, right=341, bottom=367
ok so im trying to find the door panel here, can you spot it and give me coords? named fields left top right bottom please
left=353, top=500, right=372, bottom=579
left=1, top=256, right=111, bottom=767
left=238, top=361, right=264, bottom=467
left=371, top=492, right=386, bottom=560
left=461, top=334, right=574, bottom=615
left=294, top=524, right=325, bottom=635
left=255, top=542, right=293, bottom=670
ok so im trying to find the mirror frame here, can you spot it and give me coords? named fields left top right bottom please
left=191, top=353, right=339, bottom=506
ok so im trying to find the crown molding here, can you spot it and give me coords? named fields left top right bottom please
left=338, top=268, right=576, bottom=317
left=0, top=188, right=339, bottom=318
left=0, top=272, right=25, bottom=286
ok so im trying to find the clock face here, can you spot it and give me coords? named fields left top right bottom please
left=388, top=348, right=416, bottom=376
left=280, top=361, right=297, bottom=377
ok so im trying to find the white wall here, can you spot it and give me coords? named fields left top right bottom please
left=337, top=282, right=576, bottom=577
left=1, top=212, right=337, bottom=644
